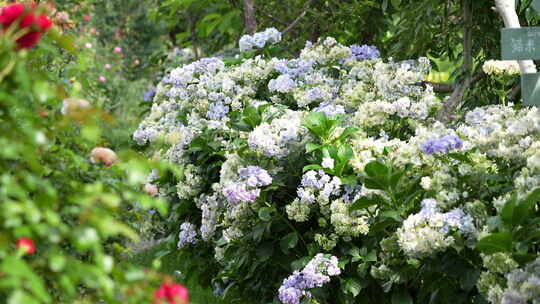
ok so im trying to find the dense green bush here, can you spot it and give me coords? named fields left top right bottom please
left=135, top=30, right=540, bottom=304
left=0, top=3, right=181, bottom=303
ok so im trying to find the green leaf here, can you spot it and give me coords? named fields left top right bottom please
left=363, top=177, right=387, bottom=190
left=476, top=232, right=513, bottom=254
left=392, top=288, right=413, bottom=304
left=280, top=232, right=299, bottom=253
left=306, top=143, right=321, bottom=153
left=364, top=160, right=389, bottom=177
left=258, top=207, right=272, bottom=221
left=350, top=195, right=385, bottom=211
left=303, top=112, right=327, bottom=137
left=501, top=193, right=518, bottom=226
left=337, top=127, right=359, bottom=141
left=337, top=144, right=354, bottom=163
left=303, top=164, right=323, bottom=171
left=515, top=188, right=540, bottom=222
left=344, top=278, right=362, bottom=297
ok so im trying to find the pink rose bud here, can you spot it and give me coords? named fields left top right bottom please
left=98, top=76, right=106, bottom=83
left=114, top=47, right=122, bottom=53
left=90, top=147, right=117, bottom=167
left=144, top=183, right=159, bottom=197
left=83, top=15, right=91, bottom=22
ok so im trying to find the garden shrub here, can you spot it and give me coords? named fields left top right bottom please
left=136, top=30, right=540, bottom=304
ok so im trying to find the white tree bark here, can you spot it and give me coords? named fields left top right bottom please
left=494, top=0, right=537, bottom=74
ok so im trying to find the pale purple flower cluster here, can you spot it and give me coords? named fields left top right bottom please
left=239, top=166, right=273, bottom=187
left=314, top=102, right=345, bottom=117
left=239, top=27, right=282, bottom=52
left=500, top=257, right=540, bottom=304
left=223, top=183, right=261, bottom=205
left=223, top=166, right=272, bottom=205
left=301, top=170, right=340, bottom=193
left=268, top=74, right=297, bottom=93
left=274, top=59, right=314, bottom=77
left=143, top=86, right=156, bottom=102
left=421, top=134, right=463, bottom=155
left=164, top=57, right=224, bottom=87
left=207, top=101, right=230, bottom=120
left=278, top=254, right=341, bottom=304
left=419, top=198, right=475, bottom=235
left=350, top=44, right=380, bottom=60
left=306, top=87, right=325, bottom=102
left=178, top=222, right=198, bottom=248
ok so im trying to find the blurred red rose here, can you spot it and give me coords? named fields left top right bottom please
left=0, top=3, right=53, bottom=49
left=153, top=280, right=189, bottom=304
left=16, top=237, right=36, bottom=254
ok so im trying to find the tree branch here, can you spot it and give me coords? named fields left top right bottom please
left=422, top=81, right=455, bottom=93
left=242, top=0, right=257, bottom=35
left=255, top=6, right=288, bottom=26
left=282, top=0, right=315, bottom=35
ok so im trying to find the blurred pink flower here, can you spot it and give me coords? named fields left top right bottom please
left=114, top=46, right=122, bottom=53
left=104, top=64, right=111, bottom=69
left=98, top=76, right=106, bottom=83
left=84, top=43, right=92, bottom=49
left=154, top=280, right=188, bottom=304
left=134, top=59, right=140, bottom=65
left=83, top=15, right=91, bottom=22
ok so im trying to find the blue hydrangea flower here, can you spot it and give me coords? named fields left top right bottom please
left=268, top=74, right=297, bottom=93
left=350, top=44, right=380, bottom=60
left=207, top=101, right=230, bottom=120
left=278, top=254, right=340, bottom=304
left=421, top=134, right=463, bottom=155
left=178, top=222, right=198, bottom=248
left=143, top=86, right=156, bottom=102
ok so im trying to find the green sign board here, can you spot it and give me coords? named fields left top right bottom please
left=521, top=73, right=540, bottom=106
left=534, top=0, right=540, bottom=14
left=499, top=0, right=540, bottom=105
left=501, top=27, right=540, bottom=60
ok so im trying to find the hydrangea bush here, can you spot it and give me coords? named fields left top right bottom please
left=136, top=29, right=540, bottom=303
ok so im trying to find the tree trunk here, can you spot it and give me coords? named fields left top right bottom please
left=243, top=0, right=257, bottom=35
left=438, top=0, right=474, bottom=121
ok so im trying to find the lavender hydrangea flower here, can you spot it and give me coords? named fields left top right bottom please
left=223, top=166, right=272, bottom=205
left=268, top=74, right=297, bottom=93
left=278, top=254, right=341, bottom=304
left=178, top=222, right=198, bottom=248
left=238, top=166, right=273, bottom=187
left=223, top=183, right=261, bottom=205
left=421, top=134, right=464, bottom=155
left=207, top=101, right=230, bottom=120
left=143, top=86, right=156, bottom=102
left=239, top=27, right=282, bottom=52
left=274, top=59, right=314, bottom=77
left=350, top=44, right=380, bottom=60
left=314, top=102, right=345, bottom=117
